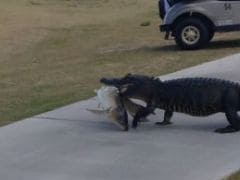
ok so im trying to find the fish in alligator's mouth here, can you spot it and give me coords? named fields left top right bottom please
left=87, top=86, right=147, bottom=131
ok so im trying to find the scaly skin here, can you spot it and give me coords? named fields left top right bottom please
left=100, top=74, right=240, bottom=133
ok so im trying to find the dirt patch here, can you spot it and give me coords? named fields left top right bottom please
left=98, top=44, right=147, bottom=54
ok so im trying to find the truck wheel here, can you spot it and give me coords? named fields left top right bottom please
left=174, top=17, right=209, bottom=50
left=208, top=30, right=215, bottom=42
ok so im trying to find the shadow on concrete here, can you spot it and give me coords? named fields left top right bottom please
left=143, top=38, right=240, bottom=52
left=74, top=118, right=228, bottom=134
left=208, top=39, right=240, bottom=50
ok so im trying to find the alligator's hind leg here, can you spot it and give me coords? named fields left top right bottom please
left=215, top=109, right=240, bottom=133
left=215, top=89, right=240, bottom=133
left=155, top=110, right=173, bottom=126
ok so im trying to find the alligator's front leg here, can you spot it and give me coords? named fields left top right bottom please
left=215, top=90, right=240, bottom=133
left=155, top=110, right=173, bottom=126
left=132, top=102, right=156, bottom=128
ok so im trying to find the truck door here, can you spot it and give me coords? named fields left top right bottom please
left=218, top=0, right=240, bottom=25
left=228, top=0, right=240, bottom=24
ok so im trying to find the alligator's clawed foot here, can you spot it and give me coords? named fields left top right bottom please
left=155, top=121, right=172, bottom=126
left=214, top=125, right=239, bottom=133
left=124, top=126, right=129, bottom=131
left=132, top=120, right=138, bottom=129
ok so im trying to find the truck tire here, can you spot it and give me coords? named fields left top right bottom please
left=208, top=29, right=215, bottom=42
left=174, top=17, right=210, bottom=50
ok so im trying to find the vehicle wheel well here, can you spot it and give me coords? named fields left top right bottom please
left=172, top=13, right=215, bottom=33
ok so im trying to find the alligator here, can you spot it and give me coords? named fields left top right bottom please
left=100, top=74, right=240, bottom=133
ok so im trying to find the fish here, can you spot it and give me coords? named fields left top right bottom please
left=87, top=86, right=147, bottom=131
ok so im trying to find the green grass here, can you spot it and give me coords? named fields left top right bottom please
left=1, top=0, right=240, bottom=128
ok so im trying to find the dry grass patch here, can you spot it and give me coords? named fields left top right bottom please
left=224, top=170, right=240, bottom=180
left=1, top=0, right=240, bottom=126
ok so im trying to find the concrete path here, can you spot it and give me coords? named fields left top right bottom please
left=1, top=54, right=240, bottom=180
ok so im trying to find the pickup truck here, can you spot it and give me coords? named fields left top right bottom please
left=159, top=0, right=240, bottom=50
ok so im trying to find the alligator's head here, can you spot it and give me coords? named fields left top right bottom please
left=100, top=73, right=158, bottom=100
